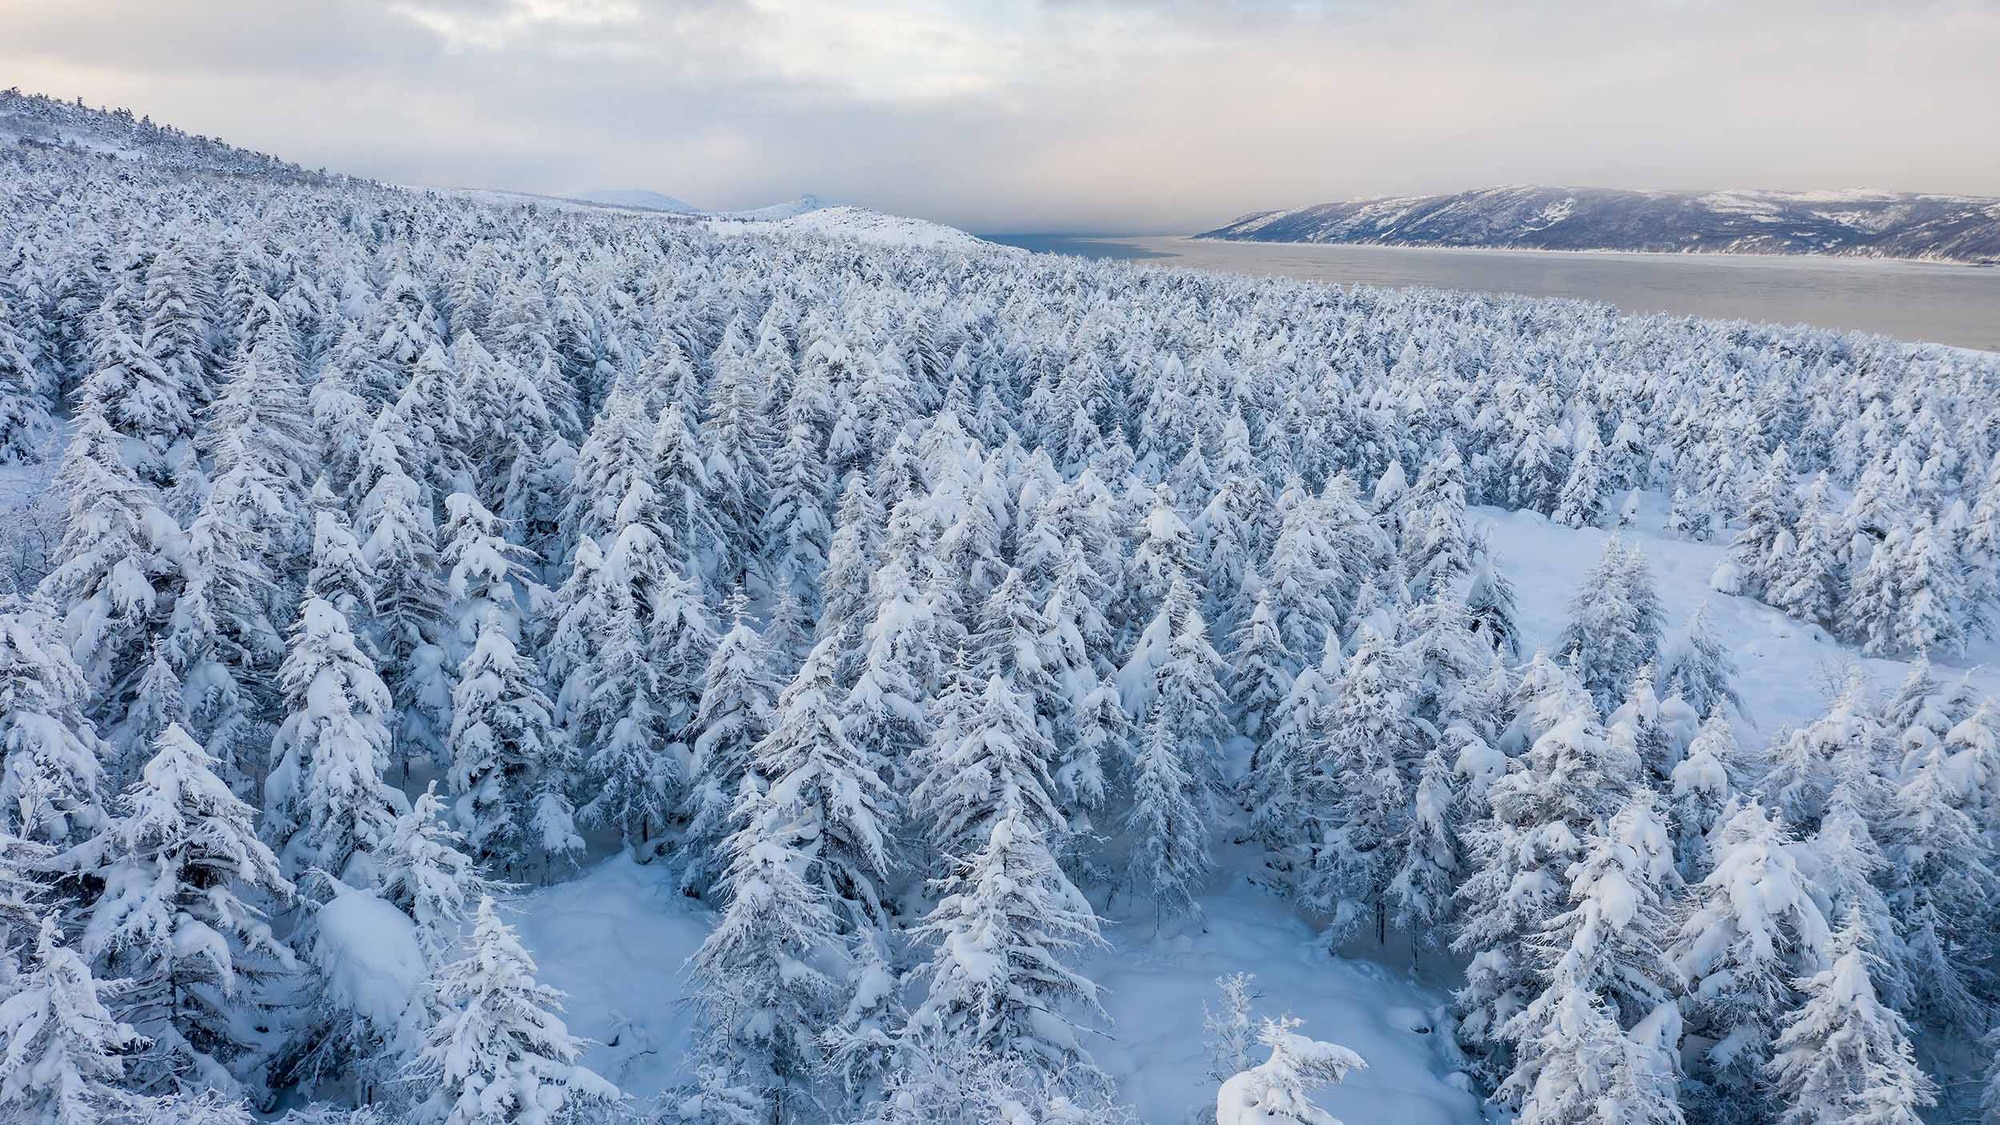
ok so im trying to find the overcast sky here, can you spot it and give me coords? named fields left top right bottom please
left=5, top=0, right=1998, bottom=232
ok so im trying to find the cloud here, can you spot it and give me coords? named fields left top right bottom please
left=2, top=0, right=1995, bottom=231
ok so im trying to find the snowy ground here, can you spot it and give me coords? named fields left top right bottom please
left=504, top=489, right=1999, bottom=1124
left=1478, top=493, right=2000, bottom=744
left=511, top=845, right=1486, bottom=1125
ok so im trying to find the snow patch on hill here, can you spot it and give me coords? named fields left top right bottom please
left=716, top=205, right=1011, bottom=252
left=567, top=188, right=699, bottom=213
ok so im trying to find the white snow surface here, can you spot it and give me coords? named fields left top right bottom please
left=1476, top=494, right=2000, bottom=740
left=314, top=891, right=427, bottom=1030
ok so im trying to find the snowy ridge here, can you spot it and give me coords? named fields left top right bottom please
left=0, top=87, right=338, bottom=182
left=1201, top=184, right=2000, bottom=263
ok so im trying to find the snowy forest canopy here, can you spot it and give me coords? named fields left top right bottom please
left=4, top=98, right=2000, bottom=1124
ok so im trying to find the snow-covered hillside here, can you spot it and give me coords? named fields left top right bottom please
left=724, top=205, right=1005, bottom=252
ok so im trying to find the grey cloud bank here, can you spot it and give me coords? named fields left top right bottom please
left=3, top=0, right=1996, bottom=232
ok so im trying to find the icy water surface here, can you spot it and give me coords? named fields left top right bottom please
left=984, top=234, right=2000, bottom=351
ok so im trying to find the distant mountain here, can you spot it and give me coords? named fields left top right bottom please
left=566, top=188, right=698, bottom=213
left=1198, top=186, right=2000, bottom=263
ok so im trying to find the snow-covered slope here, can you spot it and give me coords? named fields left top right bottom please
left=727, top=205, right=1006, bottom=252
left=0, top=87, right=335, bottom=182
left=1200, top=185, right=2000, bottom=263
left=566, top=188, right=700, bottom=213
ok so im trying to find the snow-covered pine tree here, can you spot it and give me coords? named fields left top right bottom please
left=1729, top=445, right=1798, bottom=600
left=376, top=783, right=499, bottom=961
left=411, top=896, right=619, bottom=1125
left=751, top=637, right=896, bottom=928
left=0, top=594, right=109, bottom=847
left=1214, top=1015, right=1367, bottom=1125
left=1303, top=624, right=1419, bottom=945
left=1125, top=701, right=1213, bottom=922
left=446, top=605, right=563, bottom=867
left=0, top=915, right=143, bottom=1125
left=913, top=673, right=1064, bottom=867
left=352, top=411, right=450, bottom=775
left=1498, top=792, right=1680, bottom=1109
left=1463, top=557, right=1521, bottom=659
left=267, top=594, right=400, bottom=884
left=905, top=806, right=1107, bottom=1083
left=1882, top=741, right=1993, bottom=1032
left=680, top=595, right=785, bottom=898
left=1671, top=799, right=1830, bottom=1123
left=1668, top=707, right=1740, bottom=880
left=1766, top=906, right=1935, bottom=1125
left=1556, top=538, right=1663, bottom=711
left=1656, top=601, right=1741, bottom=721
left=42, top=406, right=182, bottom=719
left=438, top=490, right=533, bottom=665
left=1454, top=670, right=1631, bottom=1084
left=71, top=722, right=295, bottom=1094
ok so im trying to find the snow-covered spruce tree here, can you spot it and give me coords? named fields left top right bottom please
left=1503, top=974, right=1682, bottom=1125
left=438, top=490, right=533, bottom=665
left=1656, top=601, right=1740, bottom=722
left=677, top=594, right=783, bottom=896
left=687, top=774, right=843, bottom=1117
left=1203, top=972, right=1260, bottom=1082
left=1125, top=700, right=1213, bottom=922
left=905, top=806, right=1108, bottom=1085
left=411, top=897, right=619, bottom=1125
left=1385, top=742, right=1461, bottom=960
left=1766, top=473, right=1844, bottom=629
left=751, top=637, right=896, bottom=928
left=446, top=605, right=564, bottom=868
left=304, top=483, right=378, bottom=646
left=1498, top=792, right=1681, bottom=1110
left=1766, top=907, right=1935, bottom=1125
left=42, top=405, right=183, bottom=719
left=913, top=672, right=1065, bottom=867
left=71, top=722, right=295, bottom=1095
left=352, top=410, right=450, bottom=776
left=1882, top=741, right=1993, bottom=1032
left=0, top=290, right=55, bottom=464
left=1758, top=672, right=1879, bottom=836
left=1668, top=707, right=1741, bottom=881
left=1214, top=1015, right=1368, bottom=1125
left=1303, top=624, right=1420, bottom=945
left=1556, top=537, right=1664, bottom=712
left=376, top=782, right=501, bottom=962
left=1728, top=445, right=1798, bottom=601
left=0, top=915, right=143, bottom=1125
left=79, top=286, right=195, bottom=489
left=1453, top=671, right=1633, bottom=1084
left=0, top=594, right=110, bottom=847
left=1245, top=636, right=1339, bottom=847
left=268, top=594, right=401, bottom=885
left=1670, top=799, right=1830, bottom=1124
left=1462, top=557, right=1521, bottom=659
left=1228, top=589, right=1295, bottom=742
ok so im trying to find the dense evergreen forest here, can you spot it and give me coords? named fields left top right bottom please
left=5, top=94, right=2000, bottom=1123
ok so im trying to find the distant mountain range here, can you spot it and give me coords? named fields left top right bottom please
left=1198, top=186, right=2000, bottom=263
